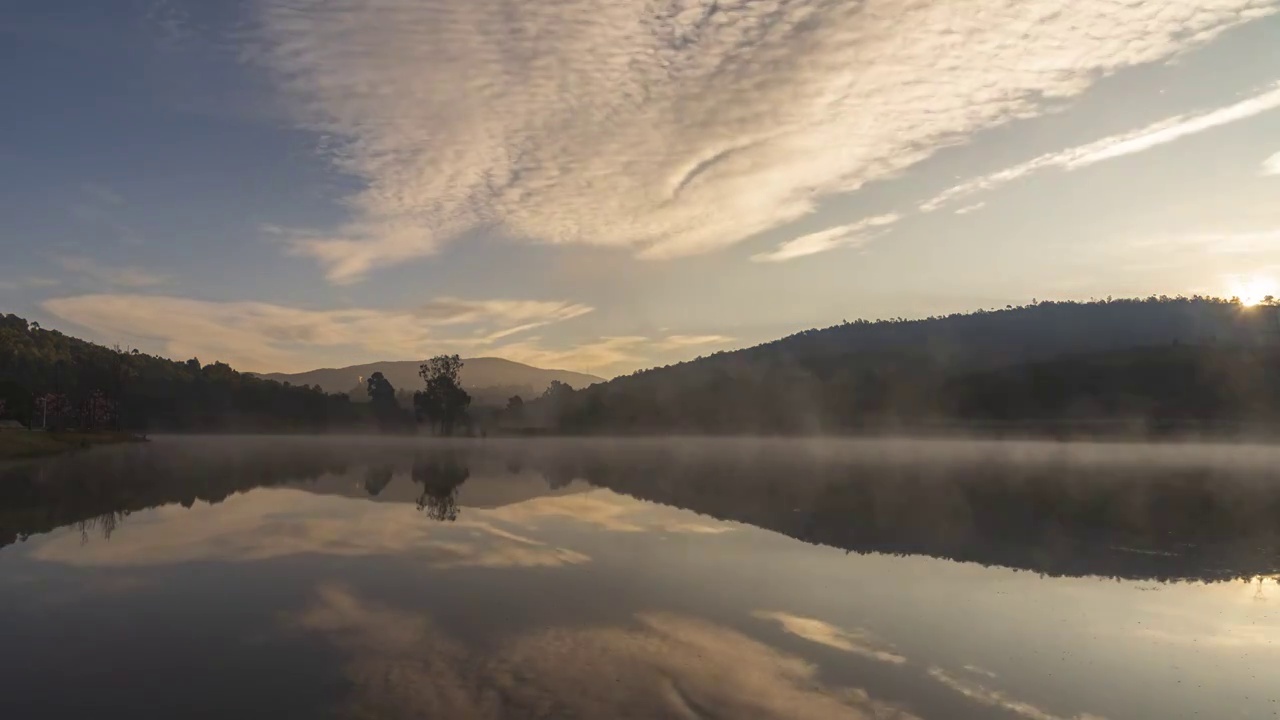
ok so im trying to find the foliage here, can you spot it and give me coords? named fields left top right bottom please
left=414, top=354, right=472, bottom=435
left=366, top=372, right=413, bottom=431
left=504, top=395, right=524, bottom=425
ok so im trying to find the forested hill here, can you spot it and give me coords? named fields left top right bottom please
left=0, top=314, right=362, bottom=432
left=744, top=295, right=1280, bottom=366
left=529, top=297, right=1280, bottom=434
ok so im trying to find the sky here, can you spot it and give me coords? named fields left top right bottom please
left=2, top=0, right=1279, bottom=377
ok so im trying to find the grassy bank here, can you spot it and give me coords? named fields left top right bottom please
left=0, top=431, right=147, bottom=460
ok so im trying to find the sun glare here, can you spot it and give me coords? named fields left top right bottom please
left=1229, top=275, right=1278, bottom=307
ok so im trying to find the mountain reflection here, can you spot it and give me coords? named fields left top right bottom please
left=3, top=437, right=1280, bottom=583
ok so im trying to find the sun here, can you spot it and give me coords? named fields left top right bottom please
left=1228, top=275, right=1278, bottom=307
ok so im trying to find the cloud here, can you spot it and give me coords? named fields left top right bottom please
left=1133, top=623, right=1280, bottom=648
left=655, top=334, right=734, bottom=351
left=81, top=182, right=124, bottom=206
left=1125, top=227, right=1280, bottom=256
left=922, top=83, right=1280, bottom=212
left=41, top=293, right=593, bottom=372
left=962, top=664, right=999, bottom=679
left=1264, top=152, right=1280, bottom=176
left=752, top=214, right=900, bottom=263
left=56, top=256, right=171, bottom=288
left=0, top=277, right=59, bottom=292
left=144, top=0, right=194, bottom=47
left=297, top=586, right=921, bottom=719
left=252, top=0, right=1274, bottom=281
left=71, top=185, right=146, bottom=246
left=927, top=667, right=1106, bottom=720
left=484, top=336, right=651, bottom=376
left=752, top=611, right=907, bottom=665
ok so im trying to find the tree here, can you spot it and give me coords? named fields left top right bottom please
left=416, top=355, right=471, bottom=436
left=540, top=380, right=576, bottom=426
left=506, top=395, right=524, bottom=423
left=542, top=380, right=572, bottom=400
left=366, top=372, right=396, bottom=405
left=36, top=393, right=72, bottom=430
left=81, top=390, right=117, bottom=430
left=366, top=372, right=404, bottom=431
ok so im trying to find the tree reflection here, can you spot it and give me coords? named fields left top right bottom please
left=363, top=465, right=394, bottom=497
left=77, top=510, right=126, bottom=545
left=411, top=452, right=470, bottom=522
left=0, top=442, right=353, bottom=548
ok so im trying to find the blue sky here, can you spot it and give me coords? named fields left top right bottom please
left=3, top=0, right=1279, bottom=376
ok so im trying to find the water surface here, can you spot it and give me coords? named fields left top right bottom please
left=2, top=436, right=1278, bottom=719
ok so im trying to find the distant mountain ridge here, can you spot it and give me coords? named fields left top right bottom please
left=256, top=357, right=603, bottom=401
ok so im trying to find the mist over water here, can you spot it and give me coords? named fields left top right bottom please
left=1, top=435, right=1278, bottom=719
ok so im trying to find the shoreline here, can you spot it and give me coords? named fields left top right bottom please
left=0, top=431, right=148, bottom=461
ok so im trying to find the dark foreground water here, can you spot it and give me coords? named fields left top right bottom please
left=2, top=436, right=1279, bottom=720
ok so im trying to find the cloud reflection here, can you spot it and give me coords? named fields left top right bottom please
left=752, top=610, right=907, bottom=665
left=927, top=667, right=1106, bottom=720
left=478, top=490, right=733, bottom=536
left=296, top=585, right=920, bottom=720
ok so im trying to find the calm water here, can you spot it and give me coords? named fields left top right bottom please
left=2, top=436, right=1279, bottom=719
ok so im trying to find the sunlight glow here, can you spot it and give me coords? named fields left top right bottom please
left=1228, top=275, right=1278, bottom=307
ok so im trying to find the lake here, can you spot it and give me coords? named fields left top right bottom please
left=1, top=436, right=1278, bottom=719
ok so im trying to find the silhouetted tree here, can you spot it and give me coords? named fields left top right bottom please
left=416, top=354, right=471, bottom=435
left=366, top=372, right=407, bottom=431
left=505, top=395, right=524, bottom=423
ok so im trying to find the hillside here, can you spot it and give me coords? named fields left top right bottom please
left=528, top=297, right=1280, bottom=434
left=257, top=358, right=603, bottom=402
left=1, top=314, right=362, bottom=433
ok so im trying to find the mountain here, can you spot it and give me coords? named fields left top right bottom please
left=257, top=357, right=603, bottom=401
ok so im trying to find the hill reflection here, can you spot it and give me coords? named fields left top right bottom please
left=3, top=437, right=1280, bottom=583
left=518, top=439, right=1280, bottom=583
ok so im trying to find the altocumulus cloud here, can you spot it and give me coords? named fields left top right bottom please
left=41, top=294, right=593, bottom=373
left=253, top=0, right=1275, bottom=282
left=1264, top=151, right=1280, bottom=176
